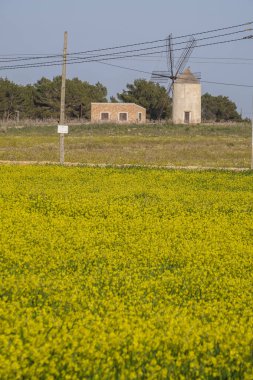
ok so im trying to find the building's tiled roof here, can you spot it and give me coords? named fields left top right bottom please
left=91, top=102, right=146, bottom=110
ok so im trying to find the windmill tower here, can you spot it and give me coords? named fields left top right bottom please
left=173, top=68, right=201, bottom=124
left=151, top=34, right=201, bottom=123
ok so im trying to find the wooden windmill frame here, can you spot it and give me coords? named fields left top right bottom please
left=151, top=34, right=198, bottom=96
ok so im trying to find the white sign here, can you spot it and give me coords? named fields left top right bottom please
left=57, top=125, right=68, bottom=134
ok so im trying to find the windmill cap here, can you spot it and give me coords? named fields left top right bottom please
left=176, top=68, right=200, bottom=84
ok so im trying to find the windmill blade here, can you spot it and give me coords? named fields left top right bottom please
left=167, top=81, right=174, bottom=96
left=166, top=34, right=174, bottom=79
left=192, top=72, right=201, bottom=80
left=151, top=70, right=170, bottom=84
left=157, top=80, right=173, bottom=119
left=174, top=36, right=196, bottom=78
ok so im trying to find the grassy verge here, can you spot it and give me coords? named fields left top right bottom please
left=0, top=122, right=251, bottom=167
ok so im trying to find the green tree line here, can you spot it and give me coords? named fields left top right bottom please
left=0, top=76, right=107, bottom=121
left=0, top=77, right=242, bottom=122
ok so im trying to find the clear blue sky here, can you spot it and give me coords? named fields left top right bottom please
left=1, top=0, right=253, bottom=117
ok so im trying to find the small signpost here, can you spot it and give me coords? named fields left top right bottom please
left=59, top=31, right=68, bottom=165
left=58, top=125, right=68, bottom=164
left=58, top=125, right=68, bottom=134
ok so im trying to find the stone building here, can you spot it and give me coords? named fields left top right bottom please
left=172, top=68, right=201, bottom=124
left=91, top=103, right=146, bottom=123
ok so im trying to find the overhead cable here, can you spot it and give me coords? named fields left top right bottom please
left=0, top=35, right=251, bottom=70
left=0, top=20, right=252, bottom=62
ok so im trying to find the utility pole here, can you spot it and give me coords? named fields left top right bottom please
left=59, top=31, right=68, bottom=164
left=251, top=96, right=253, bottom=169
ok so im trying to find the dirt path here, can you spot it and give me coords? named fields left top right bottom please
left=0, top=160, right=250, bottom=172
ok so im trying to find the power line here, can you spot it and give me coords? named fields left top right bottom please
left=0, top=20, right=252, bottom=63
left=187, top=61, right=253, bottom=65
left=172, top=21, right=253, bottom=39
left=106, top=55, right=253, bottom=63
left=0, top=35, right=251, bottom=70
left=190, top=56, right=253, bottom=61
left=0, top=27, right=249, bottom=65
left=97, top=61, right=253, bottom=88
left=201, top=80, right=253, bottom=88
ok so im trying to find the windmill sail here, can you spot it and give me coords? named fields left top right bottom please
left=174, top=36, right=196, bottom=78
left=151, top=34, right=197, bottom=96
left=150, top=71, right=170, bottom=83
left=167, top=34, right=174, bottom=80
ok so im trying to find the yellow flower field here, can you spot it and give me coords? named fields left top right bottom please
left=0, top=165, right=253, bottom=379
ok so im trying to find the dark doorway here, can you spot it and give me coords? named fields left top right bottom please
left=184, top=111, right=190, bottom=124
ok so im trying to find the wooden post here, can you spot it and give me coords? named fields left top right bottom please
left=60, top=31, right=68, bottom=164
left=251, top=96, right=253, bottom=169
left=16, top=110, right=20, bottom=123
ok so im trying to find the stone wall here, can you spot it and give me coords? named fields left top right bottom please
left=91, top=103, right=146, bottom=123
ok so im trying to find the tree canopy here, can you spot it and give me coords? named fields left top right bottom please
left=0, top=77, right=107, bottom=120
left=0, top=78, right=26, bottom=120
left=201, top=93, right=242, bottom=122
left=117, top=79, right=172, bottom=120
left=0, top=76, right=244, bottom=123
